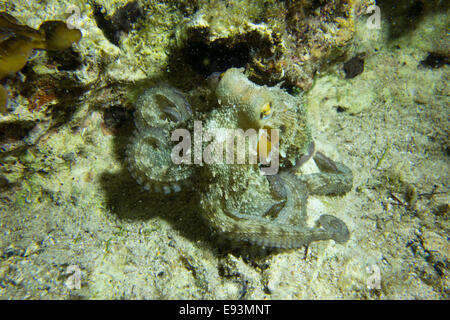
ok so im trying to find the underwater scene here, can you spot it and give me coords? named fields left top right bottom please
left=0, top=0, right=448, bottom=300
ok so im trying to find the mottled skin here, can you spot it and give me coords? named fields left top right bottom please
left=200, top=150, right=352, bottom=248
left=127, top=68, right=353, bottom=249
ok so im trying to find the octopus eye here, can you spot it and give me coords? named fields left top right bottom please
left=260, top=102, right=272, bottom=120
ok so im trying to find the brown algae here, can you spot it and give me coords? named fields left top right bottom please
left=0, top=12, right=82, bottom=113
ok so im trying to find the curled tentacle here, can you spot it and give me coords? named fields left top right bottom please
left=291, top=140, right=315, bottom=170
left=318, top=214, right=350, bottom=244
left=127, top=85, right=194, bottom=193
left=162, top=106, right=183, bottom=122
left=297, top=152, right=353, bottom=196
left=208, top=204, right=349, bottom=248
left=267, top=171, right=308, bottom=226
left=205, top=170, right=350, bottom=249
left=134, top=85, right=192, bottom=133
left=127, top=127, right=193, bottom=193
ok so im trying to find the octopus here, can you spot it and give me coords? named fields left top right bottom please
left=127, top=68, right=353, bottom=249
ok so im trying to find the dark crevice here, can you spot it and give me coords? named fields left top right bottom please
left=183, top=40, right=251, bottom=77
left=0, top=121, right=36, bottom=147
left=46, top=48, right=83, bottom=71
left=420, top=52, right=450, bottom=69
left=167, top=28, right=277, bottom=92
left=343, top=57, right=365, bottom=79
left=102, top=105, right=133, bottom=134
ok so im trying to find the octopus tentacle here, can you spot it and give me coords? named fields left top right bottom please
left=296, top=152, right=353, bottom=196
left=206, top=170, right=350, bottom=249
left=318, top=214, right=350, bottom=244
left=206, top=203, right=347, bottom=248
left=134, top=85, right=192, bottom=133
left=127, top=85, right=194, bottom=193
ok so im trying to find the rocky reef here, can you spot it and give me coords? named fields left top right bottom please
left=175, top=0, right=376, bottom=90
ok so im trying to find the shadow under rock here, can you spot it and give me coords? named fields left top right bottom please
left=377, top=0, right=449, bottom=41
